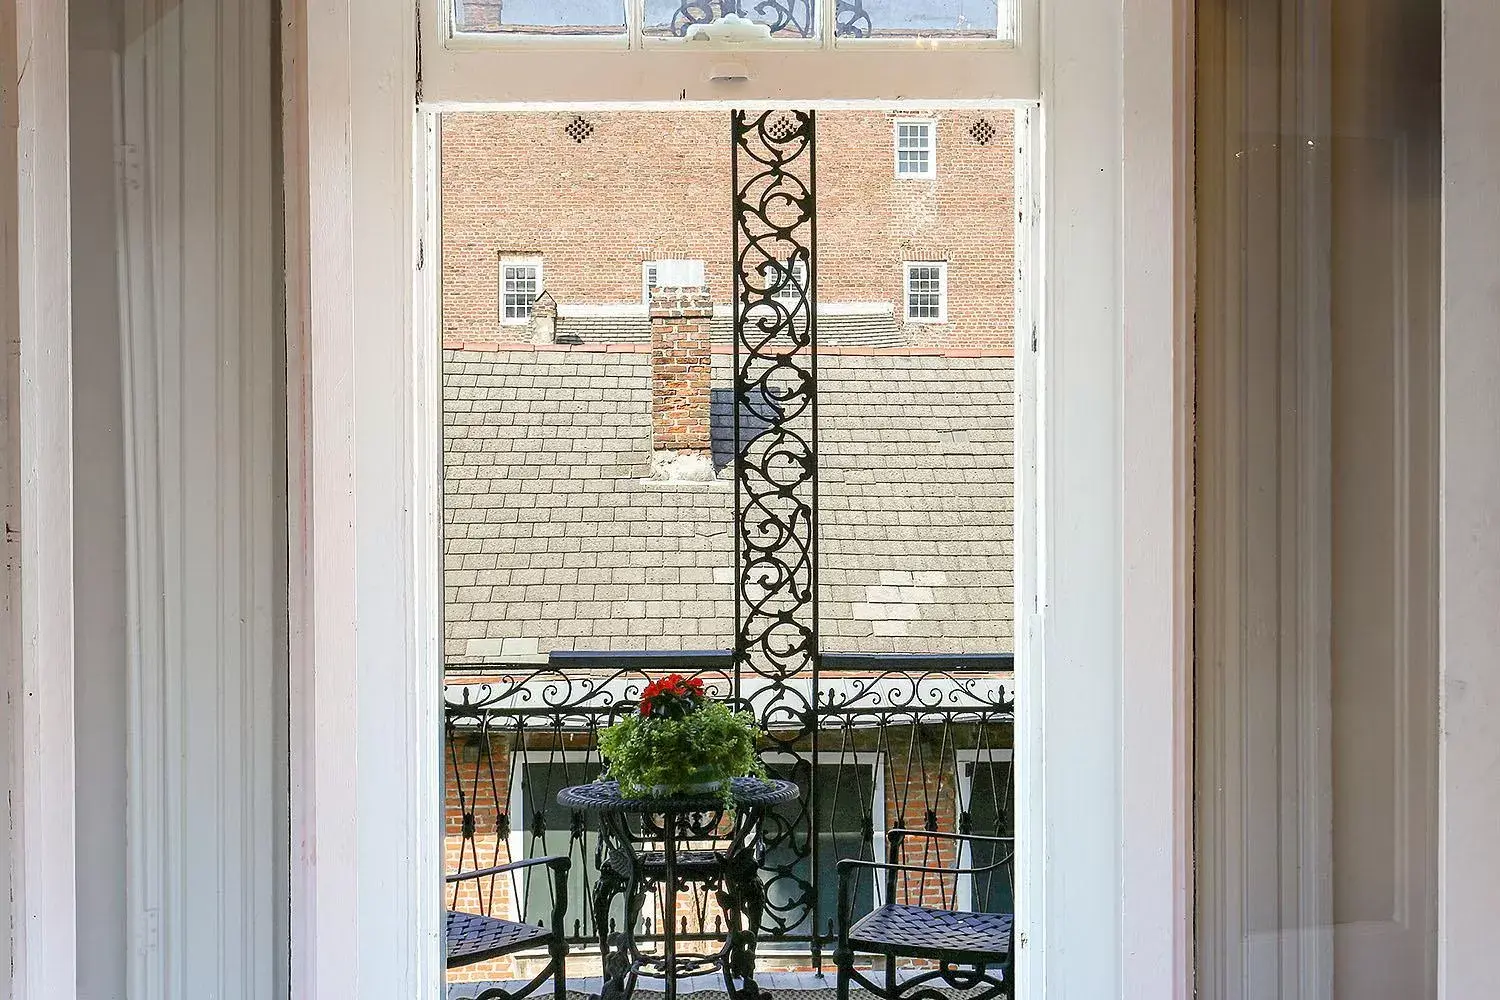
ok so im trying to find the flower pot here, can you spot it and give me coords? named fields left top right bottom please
left=646, top=768, right=726, bottom=797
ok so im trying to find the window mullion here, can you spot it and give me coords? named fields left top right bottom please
left=627, top=0, right=643, bottom=48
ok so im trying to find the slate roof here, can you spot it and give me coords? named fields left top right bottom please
left=442, top=346, right=1014, bottom=664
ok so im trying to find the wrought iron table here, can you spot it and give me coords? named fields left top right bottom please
left=558, top=778, right=799, bottom=1000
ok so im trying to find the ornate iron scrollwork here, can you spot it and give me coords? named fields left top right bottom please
left=730, top=108, right=821, bottom=952
left=672, top=0, right=817, bottom=38
left=834, top=0, right=873, bottom=37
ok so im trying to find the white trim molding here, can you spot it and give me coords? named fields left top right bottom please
left=2, top=0, right=80, bottom=994
left=1033, top=0, right=1196, bottom=999
left=1118, top=0, right=1196, bottom=996
left=284, top=0, right=445, bottom=995
left=1439, top=0, right=1500, bottom=993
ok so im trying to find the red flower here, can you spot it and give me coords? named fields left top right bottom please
left=637, top=673, right=708, bottom=719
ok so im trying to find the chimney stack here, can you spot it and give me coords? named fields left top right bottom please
left=530, top=290, right=557, bottom=345
left=649, top=283, right=715, bottom=482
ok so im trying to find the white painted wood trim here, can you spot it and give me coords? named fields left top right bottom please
left=289, top=3, right=1192, bottom=997
left=419, top=0, right=1039, bottom=106
left=1035, top=0, right=1196, bottom=997
left=285, top=0, right=445, bottom=993
left=1438, top=1, right=1500, bottom=993
left=1119, top=0, right=1195, bottom=996
left=2, top=0, right=79, bottom=995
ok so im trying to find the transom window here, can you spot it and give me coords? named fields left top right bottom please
left=895, top=119, right=936, bottom=178
left=904, top=261, right=947, bottom=322
left=500, top=258, right=543, bottom=323
left=447, top=1, right=1019, bottom=45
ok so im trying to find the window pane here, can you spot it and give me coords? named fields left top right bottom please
left=906, top=264, right=944, bottom=320
left=518, top=760, right=600, bottom=927
left=836, top=0, right=1007, bottom=40
left=642, top=0, right=820, bottom=38
left=454, top=0, right=627, bottom=36
left=762, top=761, right=879, bottom=942
left=963, top=760, right=1014, bottom=914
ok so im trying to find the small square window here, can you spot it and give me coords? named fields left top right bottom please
left=904, top=261, right=948, bottom=322
left=771, top=256, right=809, bottom=306
left=500, top=258, right=543, bottom=324
left=894, top=119, right=936, bottom=178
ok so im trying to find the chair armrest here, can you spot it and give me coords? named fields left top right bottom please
left=446, top=854, right=571, bottom=883
left=888, top=828, right=1016, bottom=847
left=838, top=855, right=1014, bottom=880
left=448, top=856, right=571, bottom=938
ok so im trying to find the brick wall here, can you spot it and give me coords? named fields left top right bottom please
left=440, top=110, right=1017, bottom=349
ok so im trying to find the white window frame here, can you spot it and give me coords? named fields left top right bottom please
left=419, top=0, right=1042, bottom=105
left=893, top=118, right=937, bottom=178
left=642, top=261, right=658, bottom=306
left=643, top=257, right=708, bottom=306
left=279, top=2, right=1197, bottom=1000
left=499, top=256, right=543, bottom=324
left=903, top=260, right=948, bottom=322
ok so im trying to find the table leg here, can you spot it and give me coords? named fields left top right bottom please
left=724, top=861, right=767, bottom=1000
left=662, top=812, right=678, bottom=1000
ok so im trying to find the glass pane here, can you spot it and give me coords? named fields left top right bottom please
left=963, top=760, right=1014, bottom=914
left=454, top=0, right=627, bottom=36
left=835, top=0, right=1008, bottom=40
left=762, top=762, right=879, bottom=941
left=518, top=760, right=600, bottom=927
left=643, top=0, right=820, bottom=39
left=440, top=107, right=1022, bottom=991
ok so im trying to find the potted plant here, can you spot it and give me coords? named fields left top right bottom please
left=598, top=674, right=767, bottom=802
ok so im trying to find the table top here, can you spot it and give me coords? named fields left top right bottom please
left=557, top=777, right=799, bottom=812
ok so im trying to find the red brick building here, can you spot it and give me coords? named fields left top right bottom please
left=440, top=110, right=1018, bottom=349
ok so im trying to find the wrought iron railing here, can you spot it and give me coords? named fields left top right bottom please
left=445, top=650, right=1014, bottom=969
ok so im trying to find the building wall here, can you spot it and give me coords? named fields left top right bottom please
left=440, top=110, right=1017, bottom=349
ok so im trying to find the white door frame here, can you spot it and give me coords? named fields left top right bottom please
left=3, top=0, right=79, bottom=995
left=283, top=1, right=1195, bottom=998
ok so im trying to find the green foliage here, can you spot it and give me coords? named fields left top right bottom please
left=599, top=699, right=766, bottom=802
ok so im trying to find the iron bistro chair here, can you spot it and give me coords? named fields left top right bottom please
left=446, top=855, right=571, bottom=1000
left=834, top=830, right=1016, bottom=1000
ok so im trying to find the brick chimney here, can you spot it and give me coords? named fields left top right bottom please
left=649, top=284, right=715, bottom=482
